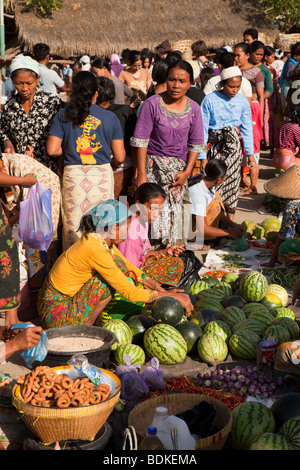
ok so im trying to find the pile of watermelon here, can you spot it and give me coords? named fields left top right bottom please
left=230, top=392, right=300, bottom=450
left=101, top=269, right=299, bottom=368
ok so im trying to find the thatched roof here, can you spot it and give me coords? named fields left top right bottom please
left=11, top=0, right=279, bottom=58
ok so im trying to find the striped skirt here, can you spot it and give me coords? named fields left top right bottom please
left=61, top=164, right=114, bottom=250
left=208, top=127, right=242, bottom=211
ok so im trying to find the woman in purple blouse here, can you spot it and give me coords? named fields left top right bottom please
left=130, top=60, right=205, bottom=245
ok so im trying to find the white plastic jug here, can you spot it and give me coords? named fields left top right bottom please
left=151, top=406, right=195, bottom=450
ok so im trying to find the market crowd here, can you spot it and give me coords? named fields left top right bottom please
left=0, top=30, right=300, bottom=362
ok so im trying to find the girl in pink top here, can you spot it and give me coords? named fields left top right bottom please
left=118, top=183, right=185, bottom=285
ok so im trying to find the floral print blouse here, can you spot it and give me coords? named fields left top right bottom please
left=0, top=88, right=61, bottom=172
left=279, top=200, right=300, bottom=239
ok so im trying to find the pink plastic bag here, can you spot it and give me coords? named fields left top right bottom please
left=19, top=181, right=53, bottom=252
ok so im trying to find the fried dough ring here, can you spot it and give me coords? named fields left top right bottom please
left=61, top=375, right=73, bottom=390
left=56, top=394, right=71, bottom=408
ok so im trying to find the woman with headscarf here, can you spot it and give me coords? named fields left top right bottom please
left=200, top=66, right=255, bottom=220
left=0, top=54, right=61, bottom=172
left=110, top=54, right=124, bottom=77
left=47, top=71, right=126, bottom=250
left=37, top=199, right=192, bottom=328
left=130, top=59, right=205, bottom=246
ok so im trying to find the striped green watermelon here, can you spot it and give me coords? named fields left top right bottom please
left=278, top=416, right=300, bottom=450
left=242, top=302, right=270, bottom=317
left=273, top=307, right=296, bottom=321
left=220, top=306, right=246, bottom=328
left=103, top=319, right=133, bottom=350
left=203, top=320, right=231, bottom=343
left=263, top=324, right=290, bottom=344
left=221, top=272, right=239, bottom=286
left=143, top=323, right=187, bottom=364
left=250, top=432, right=291, bottom=450
left=176, top=321, right=203, bottom=353
left=202, top=276, right=220, bottom=287
left=216, top=282, right=232, bottom=297
left=194, top=298, right=224, bottom=314
left=114, top=343, right=145, bottom=366
left=229, top=330, right=260, bottom=360
left=230, top=401, right=276, bottom=450
left=273, top=317, right=300, bottom=340
left=239, top=271, right=268, bottom=302
left=232, top=318, right=264, bottom=337
left=197, top=333, right=228, bottom=363
left=248, top=310, right=274, bottom=329
left=190, top=280, right=209, bottom=295
left=196, top=288, right=226, bottom=303
left=266, top=284, right=288, bottom=307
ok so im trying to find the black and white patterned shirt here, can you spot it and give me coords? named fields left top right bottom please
left=0, top=88, right=61, bottom=172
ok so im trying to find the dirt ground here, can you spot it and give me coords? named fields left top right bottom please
left=1, top=151, right=299, bottom=380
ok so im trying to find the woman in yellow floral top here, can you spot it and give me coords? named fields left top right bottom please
left=37, top=199, right=192, bottom=328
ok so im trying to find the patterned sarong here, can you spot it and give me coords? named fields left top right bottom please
left=61, top=164, right=114, bottom=250
left=208, top=127, right=242, bottom=211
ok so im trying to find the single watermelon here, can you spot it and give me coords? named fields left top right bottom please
left=189, top=279, right=209, bottom=295
left=222, top=295, right=247, bottom=309
left=143, top=323, right=187, bottom=364
left=204, top=320, right=231, bottom=343
left=197, top=333, right=228, bottom=364
left=114, top=343, right=145, bottom=366
left=191, top=309, right=221, bottom=328
left=221, top=272, right=239, bottom=286
left=220, top=306, right=246, bottom=328
left=176, top=321, right=203, bottom=353
left=248, top=310, right=274, bottom=329
left=271, top=393, right=300, bottom=430
left=196, top=288, right=226, bottom=303
left=266, top=284, right=288, bottom=307
left=242, top=302, right=270, bottom=317
left=232, top=318, right=264, bottom=337
left=103, top=319, right=133, bottom=350
left=194, top=298, right=224, bottom=314
left=239, top=271, right=268, bottom=302
left=250, top=433, right=291, bottom=450
left=126, top=315, right=153, bottom=345
left=263, top=324, right=290, bottom=344
left=202, top=275, right=221, bottom=287
left=273, top=307, right=296, bottom=321
left=229, top=330, right=260, bottom=360
left=230, top=401, right=276, bottom=450
left=273, top=317, right=300, bottom=340
left=216, top=282, right=232, bottom=297
left=260, top=293, right=282, bottom=311
left=151, top=296, right=184, bottom=327
left=278, top=416, right=300, bottom=450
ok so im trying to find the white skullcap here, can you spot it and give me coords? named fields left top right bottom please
left=10, top=54, right=40, bottom=75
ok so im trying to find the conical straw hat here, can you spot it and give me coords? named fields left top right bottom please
left=264, top=165, right=300, bottom=199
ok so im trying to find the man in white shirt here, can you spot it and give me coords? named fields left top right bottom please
left=203, top=51, right=252, bottom=103
left=33, top=43, right=67, bottom=96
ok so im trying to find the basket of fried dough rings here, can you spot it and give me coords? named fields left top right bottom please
left=12, top=364, right=121, bottom=444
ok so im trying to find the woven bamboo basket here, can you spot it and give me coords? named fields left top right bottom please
left=128, top=393, right=232, bottom=450
left=278, top=33, right=300, bottom=51
left=12, top=366, right=121, bottom=445
left=171, top=39, right=193, bottom=53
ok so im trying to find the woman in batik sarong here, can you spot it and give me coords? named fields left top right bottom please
left=47, top=71, right=125, bottom=250
left=200, top=66, right=255, bottom=220
left=130, top=59, right=205, bottom=245
left=37, top=199, right=193, bottom=328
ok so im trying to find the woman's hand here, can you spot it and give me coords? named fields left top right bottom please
left=228, top=226, right=245, bottom=239
left=170, top=170, right=188, bottom=189
left=21, top=173, right=37, bottom=187
left=5, top=326, right=43, bottom=359
left=165, top=244, right=185, bottom=257
left=161, top=291, right=193, bottom=316
left=247, top=155, right=257, bottom=169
